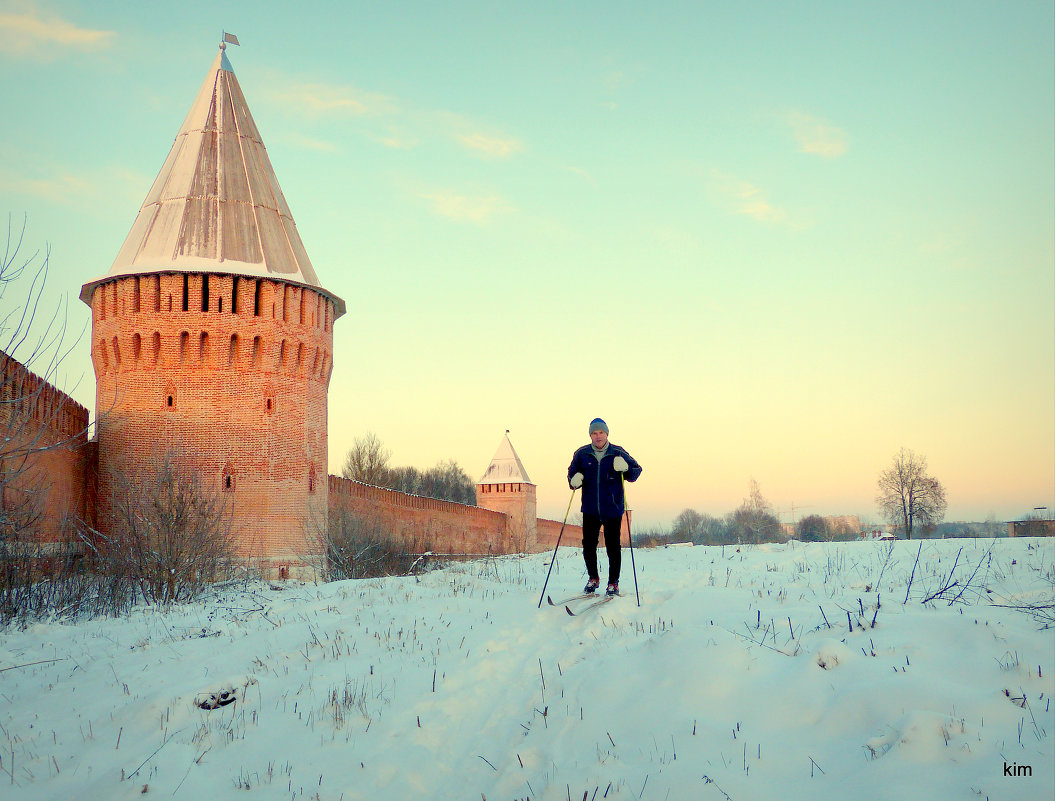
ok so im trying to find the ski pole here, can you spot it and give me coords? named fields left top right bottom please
left=537, top=488, right=577, bottom=608
left=621, top=473, right=641, bottom=607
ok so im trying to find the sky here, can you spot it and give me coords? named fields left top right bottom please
left=1, top=0, right=1053, bottom=527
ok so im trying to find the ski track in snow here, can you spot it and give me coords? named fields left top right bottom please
left=1, top=538, right=1052, bottom=801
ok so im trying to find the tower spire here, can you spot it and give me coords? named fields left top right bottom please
left=81, top=41, right=344, bottom=317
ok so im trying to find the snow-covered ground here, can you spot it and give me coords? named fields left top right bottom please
left=1, top=538, right=1052, bottom=801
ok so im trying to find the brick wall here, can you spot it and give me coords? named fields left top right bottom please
left=328, top=476, right=582, bottom=557
left=329, top=476, right=516, bottom=554
left=0, top=350, right=91, bottom=544
left=89, top=272, right=337, bottom=572
left=536, top=517, right=584, bottom=550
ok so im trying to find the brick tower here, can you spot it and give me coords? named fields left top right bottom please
left=476, top=432, right=537, bottom=552
left=80, top=42, right=345, bottom=577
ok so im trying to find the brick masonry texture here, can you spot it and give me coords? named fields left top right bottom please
left=536, top=517, right=584, bottom=550
left=329, top=476, right=513, bottom=555
left=329, top=477, right=580, bottom=556
left=90, top=272, right=335, bottom=571
left=1, top=351, right=92, bottom=543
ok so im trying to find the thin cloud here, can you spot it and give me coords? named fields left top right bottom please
left=455, top=132, right=523, bottom=159
left=262, top=76, right=522, bottom=160
left=1, top=162, right=144, bottom=211
left=786, top=111, right=848, bottom=158
left=373, top=126, right=420, bottom=150
left=1, top=169, right=91, bottom=204
left=0, top=1, right=116, bottom=58
left=712, top=172, right=788, bottom=224
left=419, top=191, right=512, bottom=224
left=265, top=79, right=398, bottom=117
left=563, top=165, right=597, bottom=187
left=283, top=132, right=339, bottom=154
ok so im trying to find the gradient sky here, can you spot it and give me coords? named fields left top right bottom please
left=2, top=0, right=1053, bottom=527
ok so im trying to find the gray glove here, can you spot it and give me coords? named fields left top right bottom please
left=570, top=472, right=584, bottom=489
left=613, top=456, right=628, bottom=472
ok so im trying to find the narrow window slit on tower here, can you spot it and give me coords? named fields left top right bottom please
left=182, top=274, right=189, bottom=312
left=202, top=274, right=210, bottom=312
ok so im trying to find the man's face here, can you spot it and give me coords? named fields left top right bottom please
left=590, top=429, right=608, bottom=449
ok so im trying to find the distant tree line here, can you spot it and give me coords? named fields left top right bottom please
left=665, top=449, right=957, bottom=545
left=670, top=480, right=789, bottom=545
left=341, top=432, right=477, bottom=506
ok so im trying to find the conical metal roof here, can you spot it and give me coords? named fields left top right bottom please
left=81, top=44, right=343, bottom=313
left=478, top=432, right=534, bottom=485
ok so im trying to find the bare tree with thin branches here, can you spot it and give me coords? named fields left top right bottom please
left=727, top=479, right=782, bottom=544
left=876, top=448, right=947, bottom=539
left=1, top=217, right=90, bottom=622
left=89, top=446, right=236, bottom=604
left=1, top=218, right=83, bottom=538
left=341, top=431, right=392, bottom=485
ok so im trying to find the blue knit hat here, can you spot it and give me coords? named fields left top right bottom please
left=589, top=418, right=609, bottom=434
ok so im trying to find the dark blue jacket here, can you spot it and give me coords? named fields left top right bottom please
left=568, top=443, right=642, bottom=519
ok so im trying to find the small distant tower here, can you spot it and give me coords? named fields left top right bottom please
left=80, top=41, right=345, bottom=576
left=476, top=432, right=537, bottom=552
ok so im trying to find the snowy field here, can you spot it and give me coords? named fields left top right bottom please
left=1, top=537, right=1052, bottom=801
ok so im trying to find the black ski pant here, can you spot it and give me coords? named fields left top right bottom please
left=582, top=513, right=622, bottom=584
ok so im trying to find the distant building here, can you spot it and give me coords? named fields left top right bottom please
left=476, top=432, right=538, bottom=552
left=1008, top=519, right=1055, bottom=537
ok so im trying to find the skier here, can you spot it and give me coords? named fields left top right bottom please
left=567, top=418, right=642, bottom=596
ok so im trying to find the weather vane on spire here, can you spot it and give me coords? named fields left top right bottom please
left=220, top=31, right=240, bottom=50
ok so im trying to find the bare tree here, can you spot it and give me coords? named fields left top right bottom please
left=672, top=508, right=704, bottom=541
left=876, top=448, right=947, bottom=539
left=416, top=459, right=476, bottom=505
left=342, top=433, right=476, bottom=505
left=322, top=507, right=430, bottom=580
left=797, top=514, right=830, bottom=542
left=341, top=431, right=392, bottom=485
left=1, top=218, right=83, bottom=543
left=90, top=447, right=236, bottom=604
left=727, top=479, right=782, bottom=544
left=1, top=218, right=90, bottom=623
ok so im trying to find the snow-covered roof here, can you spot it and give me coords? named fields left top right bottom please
left=478, top=432, right=533, bottom=485
left=80, top=44, right=344, bottom=315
